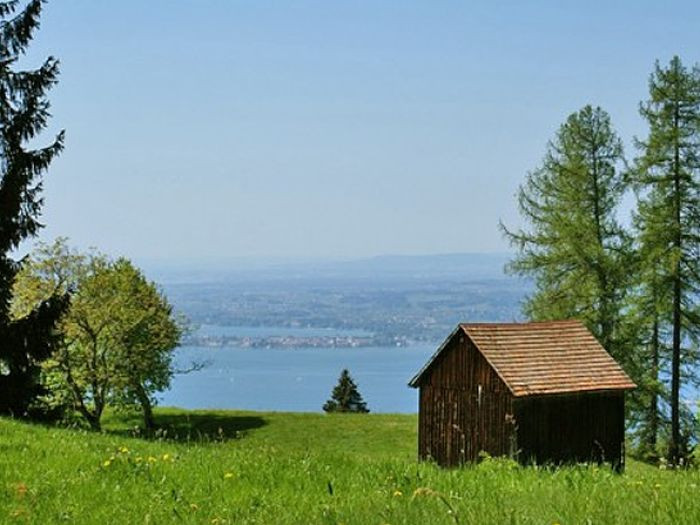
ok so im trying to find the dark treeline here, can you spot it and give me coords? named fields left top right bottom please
left=502, top=56, right=700, bottom=465
left=0, top=0, right=66, bottom=417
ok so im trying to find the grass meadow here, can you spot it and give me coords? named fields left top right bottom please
left=1, top=408, right=700, bottom=524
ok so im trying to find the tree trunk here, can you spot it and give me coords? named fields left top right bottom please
left=73, top=400, right=100, bottom=431
left=590, top=148, right=614, bottom=354
left=648, top=316, right=659, bottom=453
left=87, top=412, right=101, bottom=432
left=135, top=383, right=154, bottom=434
left=671, top=278, right=681, bottom=463
left=63, top=366, right=102, bottom=431
left=670, top=103, right=682, bottom=465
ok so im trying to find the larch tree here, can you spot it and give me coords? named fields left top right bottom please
left=500, top=105, right=633, bottom=369
left=0, top=0, right=67, bottom=416
left=630, top=56, right=700, bottom=464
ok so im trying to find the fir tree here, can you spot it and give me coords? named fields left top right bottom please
left=630, top=56, right=700, bottom=464
left=500, top=105, right=634, bottom=368
left=323, top=369, right=369, bottom=413
left=0, top=0, right=66, bottom=416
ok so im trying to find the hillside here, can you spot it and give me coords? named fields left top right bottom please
left=2, top=409, right=699, bottom=524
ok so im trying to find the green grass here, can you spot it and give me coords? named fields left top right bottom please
left=1, top=408, right=699, bottom=524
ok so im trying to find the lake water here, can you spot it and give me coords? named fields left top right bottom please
left=159, top=325, right=700, bottom=413
left=159, top=325, right=436, bottom=413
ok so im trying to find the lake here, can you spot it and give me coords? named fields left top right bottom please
left=159, top=325, right=436, bottom=413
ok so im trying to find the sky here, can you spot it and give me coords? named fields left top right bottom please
left=17, top=1, right=700, bottom=262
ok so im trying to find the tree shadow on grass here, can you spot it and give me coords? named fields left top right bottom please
left=105, top=411, right=268, bottom=443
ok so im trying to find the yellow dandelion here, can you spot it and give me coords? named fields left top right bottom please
left=655, top=483, right=661, bottom=488
left=103, top=459, right=111, bottom=467
left=135, top=456, right=143, bottom=463
left=147, top=456, right=157, bottom=463
left=119, top=446, right=129, bottom=454
left=393, top=490, right=403, bottom=497
left=224, top=472, right=234, bottom=479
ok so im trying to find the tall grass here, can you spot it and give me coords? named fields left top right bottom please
left=1, top=409, right=699, bottom=524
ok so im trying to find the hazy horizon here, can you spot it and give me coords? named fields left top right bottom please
left=135, top=251, right=515, bottom=284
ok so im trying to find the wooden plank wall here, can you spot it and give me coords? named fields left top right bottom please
left=418, top=333, right=514, bottom=466
left=513, top=392, right=625, bottom=468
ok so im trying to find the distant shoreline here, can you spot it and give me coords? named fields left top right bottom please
left=182, top=334, right=423, bottom=349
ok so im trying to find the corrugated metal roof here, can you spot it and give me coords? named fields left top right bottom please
left=409, top=320, right=636, bottom=396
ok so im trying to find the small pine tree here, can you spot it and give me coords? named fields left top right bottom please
left=323, top=369, right=369, bottom=413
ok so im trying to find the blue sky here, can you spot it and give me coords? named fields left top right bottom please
left=21, top=1, right=700, bottom=261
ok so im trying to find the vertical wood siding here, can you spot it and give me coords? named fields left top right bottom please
left=418, top=334, right=514, bottom=467
left=514, top=392, right=625, bottom=468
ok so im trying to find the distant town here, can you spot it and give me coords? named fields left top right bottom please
left=163, top=256, right=530, bottom=349
left=183, top=333, right=413, bottom=349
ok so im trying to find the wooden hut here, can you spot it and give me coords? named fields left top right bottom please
left=408, top=320, right=636, bottom=468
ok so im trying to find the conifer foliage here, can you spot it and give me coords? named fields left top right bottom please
left=323, top=369, right=369, bottom=413
left=500, top=105, right=632, bottom=367
left=503, top=57, right=700, bottom=463
left=630, top=57, right=700, bottom=463
left=0, top=0, right=66, bottom=416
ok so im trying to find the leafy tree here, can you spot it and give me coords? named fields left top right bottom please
left=107, top=258, right=184, bottom=432
left=12, top=239, right=185, bottom=431
left=323, top=369, right=369, bottom=413
left=630, top=56, right=700, bottom=463
left=500, top=105, right=633, bottom=367
left=0, top=0, right=66, bottom=415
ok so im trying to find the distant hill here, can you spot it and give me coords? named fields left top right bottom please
left=326, top=253, right=511, bottom=282
left=140, top=252, right=512, bottom=285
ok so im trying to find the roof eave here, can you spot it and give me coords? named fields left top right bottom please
left=407, top=325, right=461, bottom=388
left=512, top=385, right=637, bottom=398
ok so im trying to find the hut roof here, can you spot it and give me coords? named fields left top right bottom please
left=408, top=320, right=636, bottom=396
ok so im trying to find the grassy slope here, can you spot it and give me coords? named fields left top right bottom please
left=1, top=409, right=699, bottom=524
